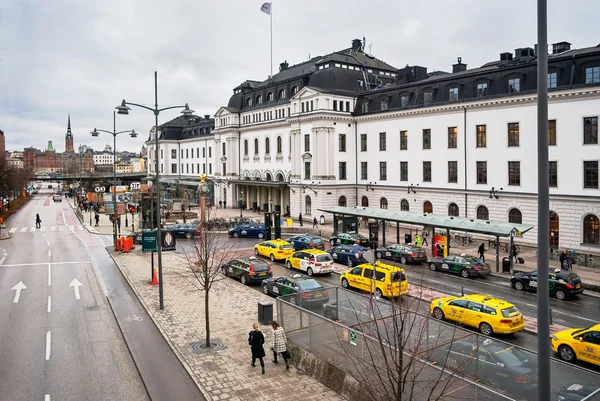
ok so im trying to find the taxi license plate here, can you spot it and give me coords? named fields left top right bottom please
left=314, top=293, right=322, bottom=297
left=259, top=273, right=267, bottom=276
left=576, top=285, right=581, bottom=289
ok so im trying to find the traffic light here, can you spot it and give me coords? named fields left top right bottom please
left=264, top=212, right=272, bottom=240
left=128, top=203, right=136, bottom=214
left=274, top=212, right=281, bottom=239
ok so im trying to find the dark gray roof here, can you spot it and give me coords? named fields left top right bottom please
left=316, top=48, right=397, bottom=72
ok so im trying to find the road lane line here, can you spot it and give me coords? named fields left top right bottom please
left=46, top=240, right=50, bottom=246
left=41, top=226, right=46, bottom=232
left=45, top=331, right=51, bottom=360
left=0, top=256, right=5, bottom=266
left=48, top=264, right=52, bottom=286
left=1, top=261, right=91, bottom=267
left=48, top=250, right=51, bottom=257
left=45, top=395, right=50, bottom=401
left=47, top=296, right=51, bottom=312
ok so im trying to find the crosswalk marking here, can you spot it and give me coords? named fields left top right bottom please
left=59, top=226, right=64, bottom=232
left=50, top=226, right=56, bottom=232
left=20, top=227, right=27, bottom=232
left=9, top=227, right=16, bottom=233
left=41, top=227, right=46, bottom=231
left=30, top=227, right=36, bottom=232
left=69, top=226, right=74, bottom=231
left=7, top=225, right=85, bottom=234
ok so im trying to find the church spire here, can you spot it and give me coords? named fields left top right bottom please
left=66, top=114, right=72, bottom=139
left=65, top=114, right=74, bottom=153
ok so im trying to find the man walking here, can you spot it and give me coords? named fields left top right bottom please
left=298, top=213, right=303, bottom=227
left=35, top=214, right=42, bottom=229
left=313, top=217, right=318, bottom=229
left=422, top=230, right=429, bottom=246
left=478, top=243, right=485, bottom=262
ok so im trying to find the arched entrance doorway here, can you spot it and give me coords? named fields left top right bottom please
left=550, top=211, right=559, bottom=248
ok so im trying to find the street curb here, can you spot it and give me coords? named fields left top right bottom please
left=69, top=202, right=102, bottom=235
left=106, top=251, right=212, bottom=401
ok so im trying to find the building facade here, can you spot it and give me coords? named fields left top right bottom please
left=147, top=39, right=600, bottom=251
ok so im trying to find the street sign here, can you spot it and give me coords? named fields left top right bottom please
left=161, top=230, right=176, bottom=251
left=349, top=330, right=357, bottom=346
left=142, top=231, right=157, bottom=253
left=130, top=182, right=141, bottom=190
left=95, top=186, right=106, bottom=193
left=362, top=249, right=375, bottom=264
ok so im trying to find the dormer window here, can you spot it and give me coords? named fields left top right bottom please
left=477, top=83, right=488, bottom=97
left=449, top=87, right=459, bottom=101
left=380, top=99, right=388, bottom=111
left=585, top=66, right=599, bottom=84
left=278, top=89, right=286, bottom=99
left=400, top=95, right=409, bottom=108
left=246, top=98, right=253, bottom=107
left=256, top=95, right=263, bottom=104
left=361, top=102, right=369, bottom=113
left=267, top=92, right=273, bottom=102
left=423, top=91, right=433, bottom=105
left=509, top=78, right=521, bottom=93
left=291, top=86, right=299, bottom=96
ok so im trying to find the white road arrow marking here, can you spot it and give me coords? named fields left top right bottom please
left=11, top=281, right=27, bottom=303
left=69, top=279, right=83, bottom=300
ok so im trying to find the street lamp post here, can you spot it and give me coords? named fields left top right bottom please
left=91, top=112, right=137, bottom=246
left=116, top=71, right=194, bottom=310
left=240, top=191, right=243, bottom=219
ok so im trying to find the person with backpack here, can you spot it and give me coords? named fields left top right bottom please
left=248, top=323, right=266, bottom=374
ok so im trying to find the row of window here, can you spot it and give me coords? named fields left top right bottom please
left=245, top=86, right=299, bottom=108
left=163, top=147, right=212, bottom=160
left=242, top=108, right=290, bottom=124
left=244, top=136, right=284, bottom=156
left=168, top=162, right=213, bottom=175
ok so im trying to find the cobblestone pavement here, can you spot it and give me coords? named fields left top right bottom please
left=112, top=247, right=344, bottom=401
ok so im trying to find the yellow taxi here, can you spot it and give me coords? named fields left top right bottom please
left=254, top=239, right=295, bottom=262
left=340, top=261, right=409, bottom=299
left=551, top=323, right=600, bottom=367
left=285, top=249, right=334, bottom=276
left=429, top=294, right=524, bottom=336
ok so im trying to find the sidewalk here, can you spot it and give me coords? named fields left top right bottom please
left=111, top=248, right=343, bottom=401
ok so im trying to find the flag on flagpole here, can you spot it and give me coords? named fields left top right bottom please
left=260, top=2, right=271, bottom=15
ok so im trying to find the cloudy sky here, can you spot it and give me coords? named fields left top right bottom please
left=1, top=0, right=598, bottom=154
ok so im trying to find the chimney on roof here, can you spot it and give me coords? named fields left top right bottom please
left=279, top=60, right=289, bottom=71
left=515, top=47, right=535, bottom=59
left=500, top=52, right=513, bottom=61
left=204, top=114, right=210, bottom=120
left=552, top=41, right=571, bottom=54
left=351, top=38, right=362, bottom=52
left=452, top=57, right=467, bottom=73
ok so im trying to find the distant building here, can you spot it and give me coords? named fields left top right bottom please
left=93, top=152, right=114, bottom=166
left=115, top=162, right=132, bottom=174
left=7, top=157, right=23, bottom=168
left=129, top=157, right=145, bottom=173
left=0, top=129, right=5, bottom=164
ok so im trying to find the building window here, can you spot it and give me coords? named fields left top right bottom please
left=361, top=102, right=369, bottom=113
left=477, top=82, right=488, bottom=97
left=508, top=161, right=521, bottom=186
left=278, top=89, right=286, bottom=99
left=267, top=92, right=273, bottom=102
left=265, top=137, right=270, bottom=154
left=339, top=134, right=346, bottom=152
left=476, top=161, right=487, bottom=184
left=246, top=98, right=252, bottom=107
left=448, top=127, right=458, bottom=148
left=423, top=92, right=433, bottom=105
left=509, top=78, right=521, bottom=93
left=584, top=161, right=598, bottom=188
left=254, top=139, right=259, bottom=154
left=338, top=196, right=347, bottom=207
left=301, top=103, right=305, bottom=113
left=181, top=149, right=184, bottom=159
left=508, top=208, right=522, bottom=224
left=277, top=136, right=282, bottom=153
left=171, top=163, right=177, bottom=173
left=379, top=132, right=386, bottom=151
left=400, top=130, right=408, bottom=150
left=304, top=134, right=310, bottom=152
left=548, top=72, right=558, bottom=89
left=448, top=87, right=459, bottom=101
left=548, top=120, right=557, bottom=146
left=423, top=201, right=433, bottom=214
left=584, top=117, right=598, bottom=144
left=209, top=147, right=211, bottom=157
left=221, top=142, right=226, bottom=156
left=380, top=99, right=388, bottom=111
left=422, top=129, right=431, bottom=149
left=256, top=95, right=263, bottom=104
left=360, top=134, right=367, bottom=151
left=508, top=123, right=520, bottom=147
left=380, top=198, right=388, bottom=209
left=448, top=161, right=458, bottom=183
left=583, top=214, right=600, bottom=245
left=400, top=199, right=409, bottom=211
left=477, top=206, right=489, bottom=220
left=476, top=125, right=487, bottom=147
left=423, top=161, right=431, bottom=182
left=361, top=162, right=368, bottom=180
left=171, top=149, right=177, bottom=159
left=202, top=163, right=206, bottom=174
left=400, top=162, right=408, bottom=181
left=549, top=161, right=558, bottom=187
left=222, top=163, right=226, bottom=176
left=361, top=196, right=369, bottom=207
left=243, top=140, right=248, bottom=156
left=291, top=86, right=298, bottom=96
left=379, top=162, right=387, bottom=181
left=448, top=203, right=459, bottom=217
left=346, top=101, right=350, bottom=112
left=586, top=66, right=600, bottom=84
left=305, top=195, right=312, bottom=215
left=304, top=161, right=311, bottom=180
left=339, top=162, right=347, bottom=180
left=400, top=95, right=409, bottom=107
left=333, top=100, right=338, bottom=111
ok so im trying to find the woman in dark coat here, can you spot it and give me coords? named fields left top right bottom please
left=248, top=323, right=266, bottom=374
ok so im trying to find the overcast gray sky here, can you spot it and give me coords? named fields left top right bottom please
left=0, top=0, right=598, bottom=153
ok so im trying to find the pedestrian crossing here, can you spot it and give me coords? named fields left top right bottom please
left=7, top=225, right=85, bottom=234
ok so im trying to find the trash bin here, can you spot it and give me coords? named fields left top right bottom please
left=502, top=257, right=511, bottom=273
left=320, top=215, right=325, bottom=225
left=258, top=301, right=273, bottom=325
left=404, top=234, right=412, bottom=244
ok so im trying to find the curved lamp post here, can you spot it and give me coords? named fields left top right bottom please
left=115, top=71, right=194, bottom=310
left=91, top=111, right=137, bottom=246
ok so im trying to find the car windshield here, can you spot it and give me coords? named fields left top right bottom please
left=316, top=254, right=332, bottom=262
left=494, top=346, right=531, bottom=368
left=252, top=263, right=270, bottom=272
left=297, top=280, right=322, bottom=290
left=571, top=327, right=593, bottom=336
left=501, top=306, right=520, bottom=318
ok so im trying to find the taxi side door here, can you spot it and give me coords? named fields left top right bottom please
left=462, top=301, right=484, bottom=329
left=361, top=268, right=376, bottom=293
left=576, top=330, right=600, bottom=365
left=525, top=272, right=538, bottom=290
left=445, top=299, right=469, bottom=323
left=289, top=251, right=304, bottom=269
left=344, top=267, right=364, bottom=290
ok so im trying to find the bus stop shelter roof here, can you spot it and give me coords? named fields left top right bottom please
left=318, top=206, right=535, bottom=238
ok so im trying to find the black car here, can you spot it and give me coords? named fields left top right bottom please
left=384, top=244, right=427, bottom=264
left=221, top=256, right=272, bottom=285
left=228, top=223, right=266, bottom=239
left=557, top=384, right=600, bottom=401
left=429, top=338, right=538, bottom=399
left=167, top=223, right=200, bottom=239
left=262, top=274, right=329, bottom=308
left=510, top=269, right=584, bottom=300
left=329, top=232, right=370, bottom=247
left=328, top=244, right=389, bottom=267
left=287, top=234, right=325, bottom=251
left=428, top=255, right=491, bottom=278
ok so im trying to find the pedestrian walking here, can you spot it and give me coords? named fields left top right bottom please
left=248, top=323, right=266, bottom=374
left=510, top=243, right=518, bottom=264
left=35, top=214, right=42, bottom=229
left=270, top=321, right=289, bottom=370
left=566, top=249, right=573, bottom=271
left=223, top=200, right=227, bottom=209
left=559, top=251, right=567, bottom=270
left=94, top=213, right=100, bottom=226
left=422, top=230, right=429, bottom=246
left=218, top=200, right=222, bottom=209
left=478, top=243, right=485, bottom=262
left=313, top=217, right=318, bottom=228
left=298, top=213, right=303, bottom=227
left=415, top=234, right=421, bottom=247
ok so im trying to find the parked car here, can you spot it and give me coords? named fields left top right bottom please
left=287, top=234, right=325, bottom=251
left=428, top=254, right=491, bottom=278
left=262, top=274, right=329, bottom=308
left=556, top=384, right=600, bottom=401
left=327, top=244, right=389, bottom=267
left=254, top=239, right=295, bottom=261
left=340, top=261, right=408, bottom=299
left=510, top=269, right=584, bottom=300
left=384, top=243, right=427, bottom=264
left=167, top=223, right=200, bottom=239
left=221, top=256, right=272, bottom=285
left=329, top=232, right=370, bottom=247
left=551, top=323, right=600, bottom=368
left=228, top=223, right=266, bottom=239
left=52, top=194, right=62, bottom=202
left=285, top=249, right=334, bottom=276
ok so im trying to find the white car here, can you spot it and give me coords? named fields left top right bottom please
left=52, top=194, right=62, bottom=202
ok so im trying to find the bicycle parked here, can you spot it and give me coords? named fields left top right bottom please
left=450, top=233, right=476, bottom=247
left=572, top=250, right=596, bottom=267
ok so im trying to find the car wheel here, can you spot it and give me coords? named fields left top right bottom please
left=270, top=254, right=276, bottom=262
left=185, top=232, right=192, bottom=239
left=429, top=263, right=437, bottom=271
left=558, top=345, right=576, bottom=362
left=376, top=251, right=382, bottom=259
left=479, top=322, right=493, bottom=336
left=286, top=261, right=292, bottom=269
left=514, top=281, right=524, bottom=291
left=262, top=284, right=270, bottom=295
left=330, top=239, right=336, bottom=246
left=254, top=248, right=259, bottom=256
left=233, top=232, right=240, bottom=238
left=258, top=232, right=265, bottom=239
left=324, top=310, right=336, bottom=320
left=460, top=269, right=470, bottom=278
left=240, top=275, right=248, bottom=285
left=307, top=267, right=314, bottom=276
left=341, top=278, right=349, bottom=288
left=555, top=289, right=567, bottom=300
left=400, top=256, right=407, bottom=264
left=433, top=307, right=445, bottom=320
left=374, top=288, right=383, bottom=299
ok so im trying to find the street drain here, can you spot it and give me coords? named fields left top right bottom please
left=189, top=338, right=227, bottom=355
